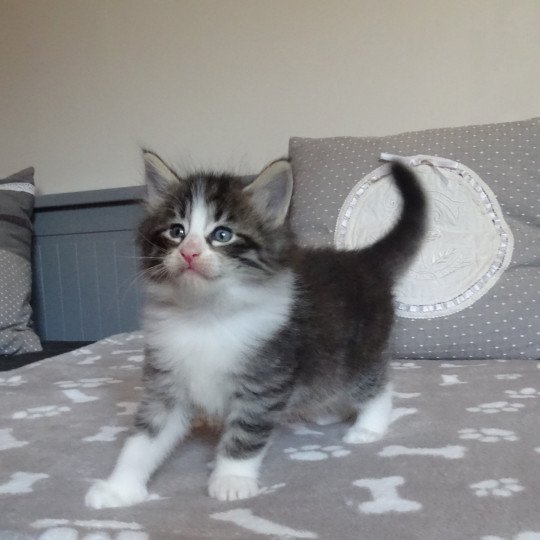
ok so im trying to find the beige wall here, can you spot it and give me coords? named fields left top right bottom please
left=1, top=0, right=539, bottom=195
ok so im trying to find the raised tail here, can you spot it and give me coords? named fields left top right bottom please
left=364, top=162, right=427, bottom=278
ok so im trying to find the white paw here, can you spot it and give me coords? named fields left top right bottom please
left=343, top=427, right=384, bottom=444
left=85, top=479, right=148, bottom=509
left=208, top=474, right=259, bottom=501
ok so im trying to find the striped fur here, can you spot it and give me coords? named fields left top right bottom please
left=85, top=153, right=426, bottom=507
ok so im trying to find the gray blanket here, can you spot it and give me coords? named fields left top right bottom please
left=1, top=333, right=539, bottom=540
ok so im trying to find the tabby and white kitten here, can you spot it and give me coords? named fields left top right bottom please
left=85, top=151, right=426, bottom=508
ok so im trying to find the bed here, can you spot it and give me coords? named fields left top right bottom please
left=2, top=334, right=539, bottom=540
left=1, top=118, right=538, bottom=540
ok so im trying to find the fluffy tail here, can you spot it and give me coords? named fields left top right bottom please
left=364, top=162, right=427, bottom=278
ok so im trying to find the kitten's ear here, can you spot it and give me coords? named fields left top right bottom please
left=243, top=159, right=293, bottom=227
left=142, top=149, right=180, bottom=207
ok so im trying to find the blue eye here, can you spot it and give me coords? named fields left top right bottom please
left=169, top=223, right=185, bottom=239
left=212, top=226, right=233, bottom=243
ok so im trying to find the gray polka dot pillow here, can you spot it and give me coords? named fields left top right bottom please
left=289, top=118, right=539, bottom=360
left=0, top=168, right=42, bottom=355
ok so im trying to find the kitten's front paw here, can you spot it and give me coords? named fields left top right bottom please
left=208, top=474, right=259, bottom=501
left=343, top=427, right=385, bottom=445
left=85, top=479, right=148, bottom=509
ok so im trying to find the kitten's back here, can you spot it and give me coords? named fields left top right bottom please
left=287, top=162, right=427, bottom=393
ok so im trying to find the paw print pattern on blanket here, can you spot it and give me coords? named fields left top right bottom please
left=390, top=362, right=421, bottom=370
left=482, top=532, right=540, bottom=540
left=439, top=363, right=488, bottom=368
left=12, top=405, right=71, bottom=420
left=504, top=388, right=540, bottom=399
left=55, top=378, right=122, bottom=404
left=0, top=375, right=25, bottom=386
left=111, top=349, right=143, bottom=356
left=83, top=426, right=129, bottom=442
left=440, top=374, right=467, bottom=386
left=125, top=333, right=144, bottom=341
left=470, top=478, right=524, bottom=498
left=70, top=348, right=93, bottom=356
left=458, top=428, right=518, bottom=442
left=77, top=355, right=102, bottom=365
left=31, top=519, right=148, bottom=540
left=467, top=401, right=526, bottom=414
left=0, top=472, right=49, bottom=494
left=0, top=428, right=28, bottom=450
left=55, top=378, right=121, bottom=389
left=109, top=364, right=141, bottom=371
left=284, top=445, right=351, bottom=461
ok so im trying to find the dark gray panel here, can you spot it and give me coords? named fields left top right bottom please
left=34, top=203, right=145, bottom=237
left=35, top=242, right=65, bottom=340
left=57, top=242, right=84, bottom=340
left=76, top=240, right=104, bottom=340
left=35, top=185, right=146, bottom=209
left=33, top=230, right=144, bottom=341
left=95, top=237, right=122, bottom=336
left=32, top=245, right=47, bottom=339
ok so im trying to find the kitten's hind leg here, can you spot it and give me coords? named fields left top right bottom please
left=343, top=382, right=393, bottom=444
left=312, top=401, right=354, bottom=426
left=85, top=403, right=191, bottom=509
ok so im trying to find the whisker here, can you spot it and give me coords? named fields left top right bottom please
left=118, top=263, right=169, bottom=304
left=137, top=232, right=168, bottom=255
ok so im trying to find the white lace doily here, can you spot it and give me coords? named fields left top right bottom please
left=334, top=154, right=514, bottom=319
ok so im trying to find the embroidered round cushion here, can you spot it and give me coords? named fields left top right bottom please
left=335, top=155, right=513, bottom=319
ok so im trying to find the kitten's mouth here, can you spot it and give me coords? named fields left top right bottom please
left=180, top=266, right=212, bottom=280
left=182, top=266, right=204, bottom=276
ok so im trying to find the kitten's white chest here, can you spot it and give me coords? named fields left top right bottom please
left=144, top=276, right=294, bottom=416
left=173, top=325, right=239, bottom=415
left=146, top=315, right=244, bottom=415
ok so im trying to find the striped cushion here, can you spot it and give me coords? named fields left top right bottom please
left=0, top=168, right=41, bottom=355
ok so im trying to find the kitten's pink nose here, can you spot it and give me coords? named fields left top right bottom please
left=180, top=249, right=200, bottom=266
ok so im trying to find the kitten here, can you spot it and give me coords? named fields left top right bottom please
left=85, top=151, right=426, bottom=508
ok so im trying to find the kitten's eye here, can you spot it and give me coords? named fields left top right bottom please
left=169, top=223, right=185, bottom=240
left=211, top=226, right=233, bottom=243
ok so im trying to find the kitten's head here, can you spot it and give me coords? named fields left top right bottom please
left=137, top=150, right=294, bottom=293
